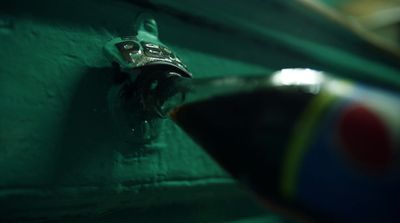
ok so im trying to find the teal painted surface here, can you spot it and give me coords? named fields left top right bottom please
left=0, top=0, right=272, bottom=222
left=0, top=0, right=399, bottom=222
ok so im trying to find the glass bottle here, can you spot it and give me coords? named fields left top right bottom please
left=124, top=68, right=400, bottom=222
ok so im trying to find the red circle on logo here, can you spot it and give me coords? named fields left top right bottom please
left=337, top=104, right=393, bottom=173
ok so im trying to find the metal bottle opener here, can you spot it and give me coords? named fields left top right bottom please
left=104, top=14, right=191, bottom=146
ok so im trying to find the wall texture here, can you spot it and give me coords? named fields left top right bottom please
left=0, top=0, right=399, bottom=222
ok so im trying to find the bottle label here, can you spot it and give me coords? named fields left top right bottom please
left=280, top=81, right=400, bottom=222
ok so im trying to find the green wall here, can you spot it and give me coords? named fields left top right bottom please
left=0, top=0, right=399, bottom=222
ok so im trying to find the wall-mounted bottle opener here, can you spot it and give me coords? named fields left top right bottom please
left=104, top=14, right=192, bottom=145
left=104, top=14, right=192, bottom=79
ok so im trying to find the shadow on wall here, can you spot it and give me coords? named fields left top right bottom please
left=50, top=67, right=116, bottom=186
